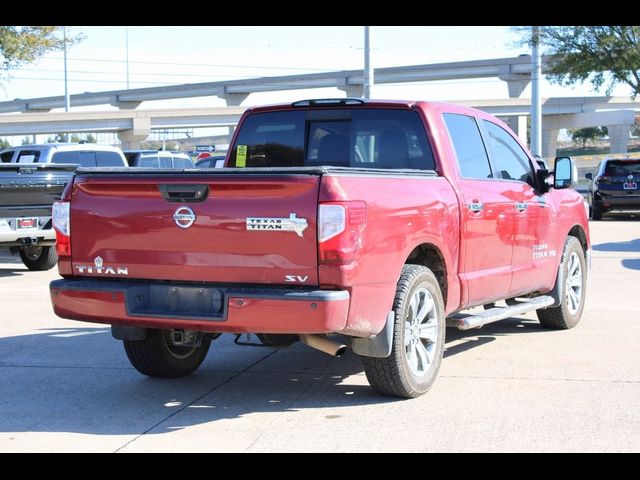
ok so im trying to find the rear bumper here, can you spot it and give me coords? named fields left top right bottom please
left=50, top=279, right=350, bottom=334
left=0, top=217, right=55, bottom=246
left=594, top=192, right=640, bottom=209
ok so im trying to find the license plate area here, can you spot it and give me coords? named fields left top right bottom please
left=623, top=181, right=637, bottom=190
left=125, top=284, right=226, bottom=321
left=17, top=217, right=38, bottom=230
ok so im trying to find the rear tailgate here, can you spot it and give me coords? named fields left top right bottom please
left=0, top=164, right=74, bottom=217
left=69, top=169, right=320, bottom=285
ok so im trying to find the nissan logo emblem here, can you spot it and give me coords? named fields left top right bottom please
left=173, top=206, right=196, bottom=229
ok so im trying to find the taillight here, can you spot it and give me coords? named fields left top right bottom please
left=52, top=201, right=71, bottom=257
left=318, top=201, right=366, bottom=264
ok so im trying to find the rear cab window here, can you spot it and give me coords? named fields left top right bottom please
left=228, top=108, right=435, bottom=170
left=52, top=151, right=97, bottom=167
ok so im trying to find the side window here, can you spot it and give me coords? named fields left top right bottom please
left=138, top=157, right=160, bottom=168
left=96, top=151, right=125, bottom=166
left=483, top=120, right=534, bottom=185
left=16, top=150, right=41, bottom=163
left=1, top=151, right=14, bottom=163
left=172, top=157, right=194, bottom=168
left=443, top=113, right=492, bottom=179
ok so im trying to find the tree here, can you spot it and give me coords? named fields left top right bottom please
left=515, top=26, right=640, bottom=97
left=1, top=27, right=81, bottom=74
left=632, top=117, right=640, bottom=138
left=0, top=138, right=9, bottom=149
left=46, top=134, right=66, bottom=143
left=22, top=136, right=33, bottom=145
left=571, top=127, right=606, bottom=149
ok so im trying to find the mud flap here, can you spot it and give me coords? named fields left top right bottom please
left=351, top=311, right=394, bottom=358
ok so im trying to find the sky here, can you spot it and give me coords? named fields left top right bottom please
left=1, top=25, right=633, bottom=111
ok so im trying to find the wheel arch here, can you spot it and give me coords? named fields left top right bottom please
left=404, top=243, right=448, bottom=308
left=567, top=224, right=588, bottom=253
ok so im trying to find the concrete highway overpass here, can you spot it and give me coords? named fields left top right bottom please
left=1, top=97, right=638, bottom=157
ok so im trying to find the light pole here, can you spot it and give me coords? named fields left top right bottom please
left=364, top=26, right=374, bottom=99
left=531, top=26, right=542, bottom=157
left=63, top=26, right=70, bottom=112
left=125, top=26, right=130, bottom=89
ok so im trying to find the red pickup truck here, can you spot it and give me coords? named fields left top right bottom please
left=49, top=99, right=590, bottom=398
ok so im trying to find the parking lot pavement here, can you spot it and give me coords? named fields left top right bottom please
left=0, top=217, right=639, bottom=452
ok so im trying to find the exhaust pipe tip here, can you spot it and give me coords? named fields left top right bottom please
left=334, top=344, right=348, bottom=357
left=299, top=334, right=348, bottom=357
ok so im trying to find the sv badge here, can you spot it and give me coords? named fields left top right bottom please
left=285, top=275, right=309, bottom=283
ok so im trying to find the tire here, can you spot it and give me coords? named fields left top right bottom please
left=19, top=246, right=58, bottom=271
left=362, top=265, right=446, bottom=399
left=591, top=203, right=602, bottom=220
left=537, top=236, right=587, bottom=330
left=123, top=329, right=211, bottom=378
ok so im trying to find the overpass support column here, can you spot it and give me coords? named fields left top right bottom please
left=117, top=117, right=150, bottom=150
left=222, top=93, right=249, bottom=106
left=506, top=115, right=528, bottom=143
left=542, top=128, right=559, bottom=159
left=607, top=124, right=631, bottom=154
left=338, top=85, right=364, bottom=98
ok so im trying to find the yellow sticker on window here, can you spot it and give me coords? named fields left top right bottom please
left=236, top=145, right=247, bottom=167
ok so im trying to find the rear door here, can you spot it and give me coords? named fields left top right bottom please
left=443, top=113, right=514, bottom=307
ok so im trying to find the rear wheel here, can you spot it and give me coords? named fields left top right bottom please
left=19, top=246, right=57, bottom=271
left=362, top=265, right=445, bottom=398
left=537, top=236, right=587, bottom=330
left=123, top=329, right=211, bottom=378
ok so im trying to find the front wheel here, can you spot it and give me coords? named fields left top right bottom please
left=537, top=236, right=587, bottom=329
left=123, top=329, right=211, bottom=378
left=362, top=265, right=445, bottom=398
left=19, top=246, right=57, bottom=271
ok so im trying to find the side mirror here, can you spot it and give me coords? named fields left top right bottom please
left=585, top=172, right=593, bottom=181
left=554, top=156, right=577, bottom=189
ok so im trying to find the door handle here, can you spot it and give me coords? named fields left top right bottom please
left=515, top=201, right=528, bottom=212
left=468, top=201, right=484, bottom=213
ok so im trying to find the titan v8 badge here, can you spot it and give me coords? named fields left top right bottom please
left=246, top=213, right=308, bottom=237
left=75, top=256, right=129, bottom=275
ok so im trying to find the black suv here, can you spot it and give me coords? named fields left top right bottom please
left=586, top=158, right=640, bottom=220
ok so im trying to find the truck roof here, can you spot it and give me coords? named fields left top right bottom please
left=246, top=98, right=494, bottom=120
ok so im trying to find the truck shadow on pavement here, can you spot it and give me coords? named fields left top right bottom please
left=0, top=318, right=550, bottom=439
left=592, top=237, right=640, bottom=271
left=0, top=250, right=25, bottom=277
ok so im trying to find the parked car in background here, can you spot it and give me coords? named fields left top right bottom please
left=0, top=143, right=127, bottom=167
left=585, top=157, right=640, bottom=220
left=195, top=155, right=226, bottom=168
left=126, top=151, right=195, bottom=169
left=123, top=150, right=157, bottom=166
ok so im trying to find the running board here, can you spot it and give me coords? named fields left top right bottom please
left=447, top=295, right=555, bottom=331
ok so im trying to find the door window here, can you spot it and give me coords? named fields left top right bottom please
left=443, top=114, right=492, bottom=179
left=483, top=121, right=534, bottom=186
